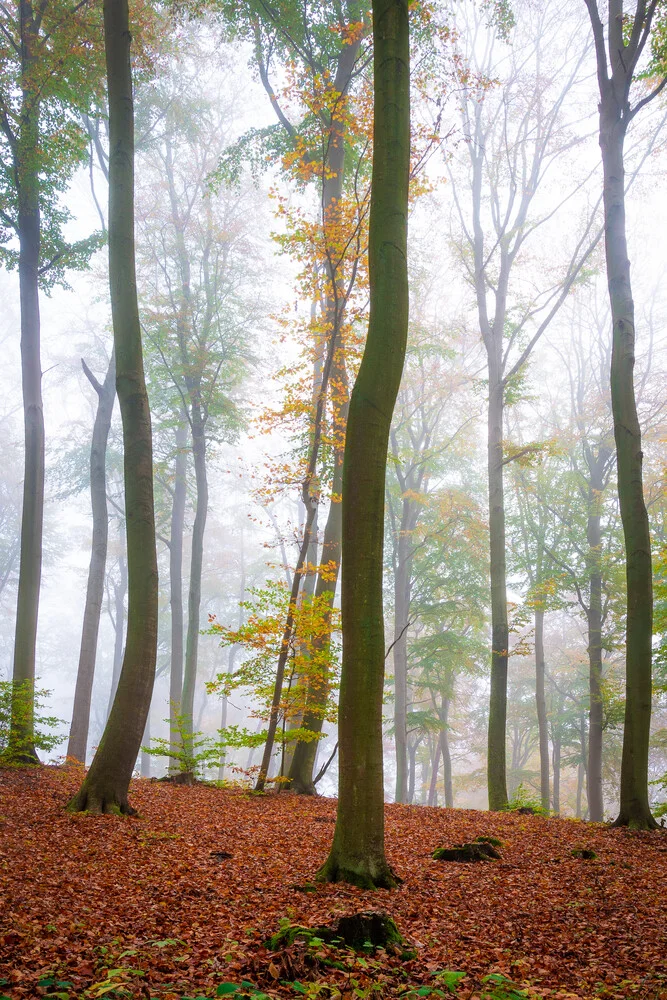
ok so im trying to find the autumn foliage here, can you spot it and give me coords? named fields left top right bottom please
left=1, top=768, right=667, bottom=999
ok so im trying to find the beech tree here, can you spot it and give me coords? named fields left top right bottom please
left=68, top=0, right=158, bottom=814
left=318, top=0, right=409, bottom=889
left=582, top=0, right=667, bottom=830
left=447, top=0, right=602, bottom=809
left=0, top=0, right=104, bottom=759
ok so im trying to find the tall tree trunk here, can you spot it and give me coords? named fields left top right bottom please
left=393, top=523, right=411, bottom=802
left=407, top=738, right=418, bottom=804
left=319, top=0, right=409, bottom=887
left=68, top=0, right=158, bottom=814
left=552, top=736, right=561, bottom=816
left=106, top=554, right=127, bottom=721
left=9, top=6, right=42, bottom=761
left=600, top=111, right=655, bottom=829
left=168, top=419, right=188, bottom=763
left=439, top=696, right=453, bottom=809
left=284, top=37, right=359, bottom=793
left=534, top=607, right=550, bottom=812
left=67, top=354, right=116, bottom=763
left=287, top=363, right=348, bottom=793
left=181, top=408, right=208, bottom=738
left=584, top=0, right=658, bottom=831
left=427, top=740, right=441, bottom=808
left=487, top=360, right=509, bottom=808
left=140, top=713, right=151, bottom=778
left=586, top=475, right=604, bottom=821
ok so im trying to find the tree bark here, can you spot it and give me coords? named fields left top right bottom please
left=9, top=1, right=43, bottom=762
left=582, top=0, right=659, bottom=829
left=67, top=354, right=116, bottom=764
left=68, top=0, right=158, bottom=814
left=534, top=607, right=550, bottom=812
left=318, top=0, right=409, bottom=888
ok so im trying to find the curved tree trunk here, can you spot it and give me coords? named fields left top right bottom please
left=67, top=353, right=116, bottom=763
left=318, top=0, right=409, bottom=888
left=68, top=0, right=158, bottom=814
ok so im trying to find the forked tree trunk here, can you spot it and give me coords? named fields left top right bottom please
left=534, top=607, right=550, bottom=812
left=9, top=6, right=42, bottom=762
left=318, top=0, right=409, bottom=888
left=67, top=354, right=116, bottom=763
left=68, top=0, right=158, bottom=814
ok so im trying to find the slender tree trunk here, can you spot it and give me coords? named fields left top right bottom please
left=393, top=525, right=411, bottom=802
left=68, top=0, right=158, bottom=814
left=106, top=554, right=127, bottom=721
left=427, top=740, right=441, bottom=808
left=287, top=365, right=348, bottom=793
left=168, top=419, right=187, bottom=763
left=439, top=696, right=453, bottom=808
left=67, top=354, right=116, bottom=763
left=9, top=13, right=42, bottom=760
left=140, top=713, right=151, bottom=778
left=552, top=736, right=561, bottom=816
left=318, top=0, right=409, bottom=889
left=285, top=37, right=359, bottom=792
left=181, top=409, right=208, bottom=737
left=587, top=478, right=604, bottom=821
left=534, top=607, right=550, bottom=812
left=487, top=360, right=509, bottom=808
left=599, top=102, right=656, bottom=830
left=407, top=738, right=418, bottom=804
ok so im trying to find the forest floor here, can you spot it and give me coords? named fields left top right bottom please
left=1, top=768, right=667, bottom=1000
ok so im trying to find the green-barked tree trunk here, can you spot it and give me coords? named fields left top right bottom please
left=68, top=0, right=158, bottom=815
left=317, top=0, right=409, bottom=889
left=583, top=0, right=665, bottom=830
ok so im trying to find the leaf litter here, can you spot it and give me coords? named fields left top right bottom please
left=1, top=768, right=666, bottom=999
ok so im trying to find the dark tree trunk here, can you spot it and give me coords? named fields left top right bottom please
left=584, top=0, right=658, bottom=831
left=68, top=0, right=158, bottom=814
left=534, top=607, right=550, bottom=812
left=318, top=0, right=409, bottom=889
left=67, top=354, right=116, bottom=764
